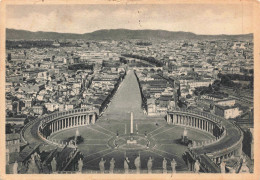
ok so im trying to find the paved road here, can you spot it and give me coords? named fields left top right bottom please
left=23, top=119, right=42, bottom=144
left=100, top=70, right=146, bottom=121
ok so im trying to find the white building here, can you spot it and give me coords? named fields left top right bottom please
left=215, top=99, right=236, bottom=107
left=215, top=105, right=242, bottom=119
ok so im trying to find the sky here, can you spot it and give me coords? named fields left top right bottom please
left=6, top=4, right=253, bottom=35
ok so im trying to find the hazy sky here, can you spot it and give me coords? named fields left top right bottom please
left=6, top=4, right=253, bottom=35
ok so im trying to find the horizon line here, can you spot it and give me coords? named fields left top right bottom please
left=6, top=28, right=254, bottom=36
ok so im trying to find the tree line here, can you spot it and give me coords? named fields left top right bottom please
left=121, top=54, right=164, bottom=67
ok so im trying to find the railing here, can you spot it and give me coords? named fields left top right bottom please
left=56, top=169, right=187, bottom=174
left=37, top=129, right=66, bottom=148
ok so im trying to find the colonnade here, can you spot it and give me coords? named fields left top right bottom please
left=38, top=112, right=97, bottom=140
left=170, top=110, right=244, bottom=172
left=167, top=113, right=223, bottom=138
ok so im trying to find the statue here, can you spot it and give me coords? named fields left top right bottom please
left=99, top=158, right=106, bottom=174
left=134, top=155, right=141, bottom=174
left=124, top=157, right=130, bottom=174
left=78, top=158, right=83, bottom=173
left=220, top=161, right=226, bottom=173
left=76, top=128, right=80, bottom=137
left=147, top=157, right=153, bottom=174
left=171, top=158, right=176, bottom=173
left=27, top=154, right=40, bottom=174
left=162, top=158, right=167, bottom=174
left=239, top=157, right=250, bottom=173
left=193, top=141, right=197, bottom=147
left=194, top=160, right=200, bottom=173
left=75, top=128, right=80, bottom=144
left=227, top=167, right=236, bottom=173
left=34, top=152, right=42, bottom=171
left=109, top=158, right=115, bottom=174
left=51, top=157, right=57, bottom=173
left=183, top=127, right=188, bottom=137
left=13, top=161, right=18, bottom=174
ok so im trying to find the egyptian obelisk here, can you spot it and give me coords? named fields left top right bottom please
left=130, top=112, right=133, bottom=134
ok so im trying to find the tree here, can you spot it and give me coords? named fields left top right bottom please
left=186, top=94, right=192, bottom=99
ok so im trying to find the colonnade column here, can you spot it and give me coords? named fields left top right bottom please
left=83, top=115, right=86, bottom=125
left=173, top=114, right=177, bottom=124
left=80, top=116, right=82, bottom=125
left=92, top=114, right=96, bottom=124
left=51, top=123, right=54, bottom=133
left=167, top=114, right=171, bottom=124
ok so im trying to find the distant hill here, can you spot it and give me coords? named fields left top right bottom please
left=6, top=29, right=82, bottom=40
left=6, top=28, right=253, bottom=41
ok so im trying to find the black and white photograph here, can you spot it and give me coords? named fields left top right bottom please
left=1, top=0, right=259, bottom=178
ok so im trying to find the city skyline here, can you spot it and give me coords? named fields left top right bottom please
left=3, top=1, right=255, bottom=176
left=6, top=4, right=253, bottom=35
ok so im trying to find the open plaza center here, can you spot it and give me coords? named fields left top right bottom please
left=22, top=69, right=236, bottom=174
